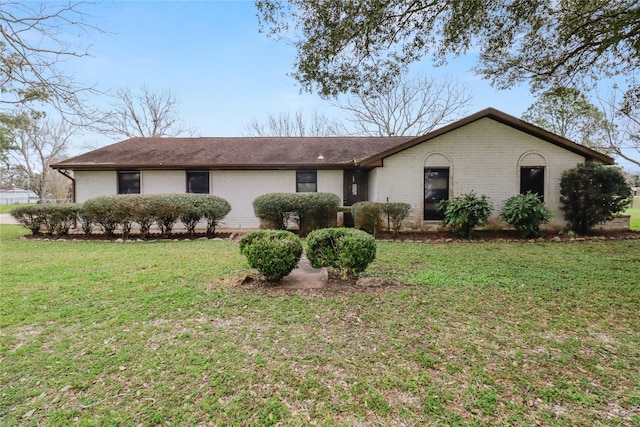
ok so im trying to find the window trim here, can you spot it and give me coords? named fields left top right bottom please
left=424, top=167, right=450, bottom=220
left=186, top=170, right=210, bottom=194
left=296, top=170, right=317, bottom=193
left=520, top=166, right=545, bottom=201
left=117, top=170, right=141, bottom=194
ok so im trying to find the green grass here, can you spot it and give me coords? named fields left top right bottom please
left=627, top=196, right=640, bottom=230
left=1, top=224, right=639, bottom=426
left=0, top=204, right=31, bottom=214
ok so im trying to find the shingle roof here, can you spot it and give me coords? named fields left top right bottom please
left=51, top=108, right=614, bottom=170
left=52, top=136, right=414, bottom=170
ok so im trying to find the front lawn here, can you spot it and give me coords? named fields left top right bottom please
left=1, top=224, right=639, bottom=426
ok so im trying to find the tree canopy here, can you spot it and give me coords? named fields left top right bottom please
left=256, top=0, right=640, bottom=99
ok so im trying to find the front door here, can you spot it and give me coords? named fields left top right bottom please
left=343, top=170, right=368, bottom=227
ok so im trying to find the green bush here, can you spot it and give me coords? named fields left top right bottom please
left=76, top=204, right=96, bottom=235
left=352, top=202, right=382, bottom=235
left=43, top=204, right=81, bottom=236
left=437, top=192, right=493, bottom=238
left=306, top=228, right=376, bottom=279
left=253, top=192, right=339, bottom=234
left=500, top=192, right=552, bottom=237
left=83, top=196, right=121, bottom=236
left=560, top=162, right=632, bottom=234
left=381, top=202, right=411, bottom=236
left=11, top=204, right=47, bottom=235
left=239, top=230, right=303, bottom=280
left=200, top=195, right=232, bottom=235
left=11, top=204, right=80, bottom=236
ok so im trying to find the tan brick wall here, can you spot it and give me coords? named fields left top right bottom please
left=369, top=118, right=586, bottom=229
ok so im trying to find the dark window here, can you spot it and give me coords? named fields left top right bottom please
left=118, top=171, right=140, bottom=194
left=186, top=171, right=210, bottom=194
left=424, top=168, right=449, bottom=220
left=520, top=167, right=545, bottom=201
left=296, top=170, right=317, bottom=192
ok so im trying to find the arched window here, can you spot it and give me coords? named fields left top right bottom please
left=518, top=152, right=546, bottom=201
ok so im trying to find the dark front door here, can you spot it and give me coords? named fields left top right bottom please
left=343, top=170, right=368, bottom=227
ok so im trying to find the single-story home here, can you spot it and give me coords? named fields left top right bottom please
left=51, top=108, right=615, bottom=230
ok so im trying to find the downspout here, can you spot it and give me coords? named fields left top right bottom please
left=54, top=168, right=76, bottom=203
left=54, top=168, right=77, bottom=229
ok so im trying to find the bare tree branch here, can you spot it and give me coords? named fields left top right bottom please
left=244, top=110, right=344, bottom=137
left=337, top=75, right=473, bottom=136
left=100, top=86, right=196, bottom=139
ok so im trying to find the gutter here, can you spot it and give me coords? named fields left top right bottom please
left=54, top=168, right=76, bottom=203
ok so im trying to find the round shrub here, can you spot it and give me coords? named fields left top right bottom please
left=200, top=195, right=231, bottom=235
left=83, top=196, right=122, bottom=236
left=306, top=228, right=376, bottom=279
left=381, top=202, right=411, bottom=236
left=499, top=192, right=552, bottom=237
left=11, top=204, right=47, bottom=235
left=239, top=230, right=303, bottom=281
left=11, top=203, right=80, bottom=236
left=351, top=202, right=382, bottom=235
left=253, top=192, right=339, bottom=234
left=437, top=192, right=493, bottom=238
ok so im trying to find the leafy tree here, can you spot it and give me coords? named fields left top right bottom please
left=256, top=0, right=640, bottom=101
left=101, top=86, right=195, bottom=139
left=560, top=162, right=632, bottom=234
left=337, top=75, right=473, bottom=136
left=522, top=87, right=613, bottom=153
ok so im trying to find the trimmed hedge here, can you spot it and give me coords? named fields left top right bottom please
left=306, top=228, right=376, bottom=279
left=352, top=201, right=412, bottom=236
left=239, top=230, right=303, bottom=280
left=11, top=203, right=81, bottom=236
left=253, top=192, right=340, bottom=235
left=76, top=194, right=231, bottom=238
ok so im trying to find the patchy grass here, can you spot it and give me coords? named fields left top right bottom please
left=1, top=224, right=639, bottom=426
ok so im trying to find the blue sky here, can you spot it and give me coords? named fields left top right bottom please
left=67, top=1, right=535, bottom=140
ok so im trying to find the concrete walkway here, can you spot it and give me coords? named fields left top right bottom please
left=0, top=214, right=19, bottom=224
left=276, top=256, right=328, bottom=289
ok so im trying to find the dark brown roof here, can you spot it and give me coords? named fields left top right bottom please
left=51, top=136, right=414, bottom=170
left=52, top=108, right=614, bottom=170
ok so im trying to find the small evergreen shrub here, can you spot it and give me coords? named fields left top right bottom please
left=253, top=193, right=297, bottom=229
left=200, top=195, right=231, bottom=235
left=11, top=204, right=47, bottom=235
left=351, top=202, right=382, bottom=235
left=306, top=228, right=376, bottom=279
left=147, top=194, right=187, bottom=236
left=11, top=204, right=80, bottom=236
left=83, top=196, right=121, bottom=236
left=381, top=202, right=411, bottom=236
left=500, top=192, right=552, bottom=237
left=253, top=192, right=339, bottom=234
left=437, top=192, right=493, bottom=238
left=76, top=204, right=96, bottom=235
left=239, top=230, right=303, bottom=280
left=560, top=162, right=632, bottom=234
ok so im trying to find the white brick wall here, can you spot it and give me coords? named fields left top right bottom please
left=142, top=170, right=186, bottom=194
left=74, top=170, right=117, bottom=202
left=369, top=118, right=585, bottom=228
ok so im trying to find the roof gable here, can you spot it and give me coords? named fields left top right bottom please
left=358, top=108, right=614, bottom=166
